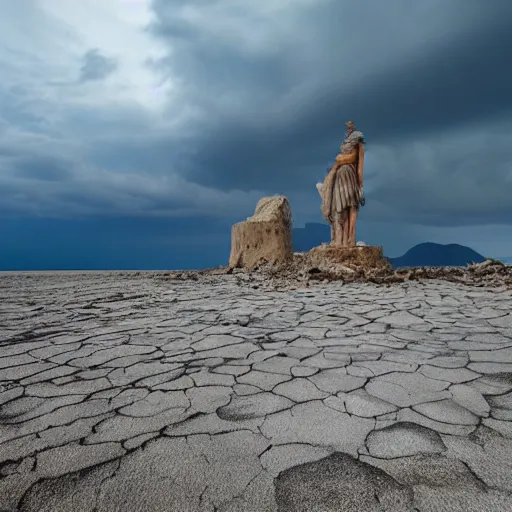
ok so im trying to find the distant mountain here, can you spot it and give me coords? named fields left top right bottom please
left=388, top=243, right=486, bottom=268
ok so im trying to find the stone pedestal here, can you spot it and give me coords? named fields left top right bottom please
left=229, top=195, right=293, bottom=270
left=307, top=244, right=391, bottom=274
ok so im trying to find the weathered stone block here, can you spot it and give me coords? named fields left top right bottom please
left=229, top=195, right=293, bottom=270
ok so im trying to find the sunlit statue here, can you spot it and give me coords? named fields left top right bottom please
left=317, top=120, right=365, bottom=247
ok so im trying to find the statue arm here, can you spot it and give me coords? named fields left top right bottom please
left=357, top=143, right=364, bottom=187
left=335, top=150, right=357, bottom=166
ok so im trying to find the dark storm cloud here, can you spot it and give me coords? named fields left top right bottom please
left=150, top=0, right=512, bottom=141
left=1, top=0, right=511, bottom=234
left=79, top=49, right=117, bottom=82
left=145, top=0, right=512, bottom=227
left=288, top=17, right=512, bottom=148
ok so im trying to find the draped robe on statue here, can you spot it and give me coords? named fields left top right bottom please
left=319, top=130, right=365, bottom=222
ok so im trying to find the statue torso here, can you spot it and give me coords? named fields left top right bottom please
left=340, top=130, right=365, bottom=155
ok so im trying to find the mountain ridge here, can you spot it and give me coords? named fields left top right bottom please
left=387, top=242, right=486, bottom=268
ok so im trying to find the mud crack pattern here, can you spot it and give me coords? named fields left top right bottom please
left=0, top=271, right=511, bottom=511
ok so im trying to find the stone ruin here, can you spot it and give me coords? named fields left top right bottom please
left=228, top=195, right=391, bottom=279
left=229, top=195, right=293, bottom=270
left=224, top=195, right=512, bottom=290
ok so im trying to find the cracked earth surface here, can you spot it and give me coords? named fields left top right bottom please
left=1, top=272, right=512, bottom=511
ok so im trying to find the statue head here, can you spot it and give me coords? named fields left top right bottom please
left=345, top=120, right=356, bottom=135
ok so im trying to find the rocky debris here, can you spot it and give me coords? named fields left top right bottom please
left=228, top=195, right=293, bottom=270
left=228, top=254, right=511, bottom=291
left=223, top=246, right=391, bottom=291
left=53, top=257, right=510, bottom=292
left=393, top=260, right=512, bottom=288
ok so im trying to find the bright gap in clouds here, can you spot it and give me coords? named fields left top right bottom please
left=36, top=0, right=171, bottom=110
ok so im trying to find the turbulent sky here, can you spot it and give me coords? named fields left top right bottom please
left=1, top=0, right=512, bottom=270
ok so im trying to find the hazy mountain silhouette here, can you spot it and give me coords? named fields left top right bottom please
left=292, top=224, right=487, bottom=267
left=388, top=242, right=486, bottom=267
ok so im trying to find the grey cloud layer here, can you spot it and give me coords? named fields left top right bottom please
left=0, top=0, right=511, bottom=228
left=145, top=0, right=512, bottom=226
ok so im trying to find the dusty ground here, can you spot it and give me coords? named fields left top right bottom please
left=1, top=271, right=512, bottom=511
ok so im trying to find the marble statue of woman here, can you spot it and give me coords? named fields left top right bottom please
left=317, top=120, right=365, bottom=247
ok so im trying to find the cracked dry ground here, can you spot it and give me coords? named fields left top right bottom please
left=0, top=273, right=512, bottom=511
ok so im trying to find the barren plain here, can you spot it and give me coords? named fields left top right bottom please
left=1, top=271, right=512, bottom=511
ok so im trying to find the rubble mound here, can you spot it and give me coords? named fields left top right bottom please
left=393, top=259, right=512, bottom=287
left=228, top=255, right=512, bottom=291
left=253, top=254, right=512, bottom=289
left=251, top=245, right=393, bottom=289
left=157, top=256, right=511, bottom=292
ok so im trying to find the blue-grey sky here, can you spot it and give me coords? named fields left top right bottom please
left=1, top=0, right=512, bottom=270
